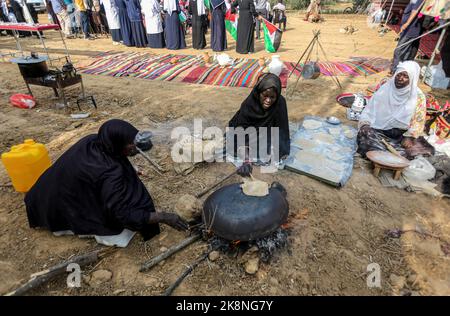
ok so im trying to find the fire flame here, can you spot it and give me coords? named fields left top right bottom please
left=231, top=240, right=241, bottom=247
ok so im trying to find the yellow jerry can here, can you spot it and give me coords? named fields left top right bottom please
left=1, top=139, right=51, bottom=192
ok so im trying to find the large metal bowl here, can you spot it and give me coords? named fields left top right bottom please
left=202, top=182, right=289, bottom=241
left=302, top=62, right=321, bottom=79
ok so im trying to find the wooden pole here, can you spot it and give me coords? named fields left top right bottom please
left=384, top=0, right=395, bottom=24
left=163, top=251, right=210, bottom=296
left=140, top=234, right=201, bottom=272
left=381, top=138, right=402, bottom=157
left=137, top=147, right=164, bottom=175
left=6, top=248, right=115, bottom=296
left=288, top=31, right=320, bottom=78
left=195, top=170, right=237, bottom=199
left=394, top=20, right=450, bottom=52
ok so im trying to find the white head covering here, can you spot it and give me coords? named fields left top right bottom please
left=142, top=0, right=161, bottom=17
left=359, top=61, right=422, bottom=130
left=196, top=0, right=205, bottom=15
left=164, top=0, right=177, bottom=15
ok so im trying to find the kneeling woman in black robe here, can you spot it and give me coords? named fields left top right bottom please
left=25, top=119, right=188, bottom=247
left=228, top=73, right=290, bottom=170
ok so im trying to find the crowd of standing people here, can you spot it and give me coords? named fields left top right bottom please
left=0, top=0, right=111, bottom=39
left=1, top=0, right=287, bottom=53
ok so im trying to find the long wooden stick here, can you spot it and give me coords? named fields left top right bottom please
left=137, top=148, right=164, bottom=175
left=6, top=248, right=115, bottom=296
left=381, top=138, right=402, bottom=157
left=195, top=170, right=237, bottom=199
left=288, top=31, right=320, bottom=78
left=163, top=251, right=210, bottom=296
left=140, top=234, right=201, bottom=272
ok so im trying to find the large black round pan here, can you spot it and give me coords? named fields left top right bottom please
left=202, top=182, right=289, bottom=241
left=336, top=93, right=370, bottom=108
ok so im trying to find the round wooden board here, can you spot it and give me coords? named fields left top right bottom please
left=366, top=150, right=410, bottom=169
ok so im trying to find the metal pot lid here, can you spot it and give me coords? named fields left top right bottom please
left=135, top=130, right=153, bottom=143
left=11, top=56, right=49, bottom=64
left=202, top=183, right=289, bottom=241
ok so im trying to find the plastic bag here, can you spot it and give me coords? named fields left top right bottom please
left=421, top=61, right=450, bottom=89
left=9, top=94, right=36, bottom=109
left=403, top=156, right=436, bottom=181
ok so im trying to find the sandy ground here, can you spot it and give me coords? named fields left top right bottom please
left=0, top=13, right=449, bottom=296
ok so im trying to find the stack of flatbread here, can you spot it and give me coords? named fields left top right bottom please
left=241, top=177, right=270, bottom=197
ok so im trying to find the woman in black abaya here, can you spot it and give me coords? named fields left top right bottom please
left=115, top=0, right=135, bottom=46
left=228, top=73, right=290, bottom=169
left=188, top=0, right=207, bottom=49
left=210, top=0, right=227, bottom=51
left=10, top=0, right=31, bottom=36
left=163, top=0, right=187, bottom=50
left=25, top=119, right=188, bottom=247
left=232, top=0, right=261, bottom=54
left=125, top=0, right=147, bottom=47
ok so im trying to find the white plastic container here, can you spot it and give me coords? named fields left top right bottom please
left=268, top=55, right=284, bottom=76
left=422, top=62, right=450, bottom=89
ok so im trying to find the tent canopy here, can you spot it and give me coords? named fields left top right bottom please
left=420, top=0, right=450, bottom=20
left=372, top=0, right=450, bottom=19
left=371, top=0, right=410, bottom=14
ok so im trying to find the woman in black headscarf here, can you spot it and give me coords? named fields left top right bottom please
left=25, top=119, right=188, bottom=246
left=232, top=0, right=262, bottom=54
left=228, top=73, right=290, bottom=175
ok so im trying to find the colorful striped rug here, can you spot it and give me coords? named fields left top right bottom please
left=285, top=57, right=391, bottom=77
left=77, top=51, right=390, bottom=88
left=181, top=58, right=270, bottom=87
left=78, top=51, right=202, bottom=81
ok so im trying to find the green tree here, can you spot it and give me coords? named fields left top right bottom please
left=352, top=0, right=370, bottom=11
left=289, top=0, right=311, bottom=10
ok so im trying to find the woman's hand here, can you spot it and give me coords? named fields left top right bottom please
left=150, top=212, right=189, bottom=231
left=400, top=23, right=409, bottom=34
left=160, top=213, right=190, bottom=231
left=401, top=137, right=414, bottom=149
left=237, top=162, right=253, bottom=177
left=358, top=122, right=371, bottom=132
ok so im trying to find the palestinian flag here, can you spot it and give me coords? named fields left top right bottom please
left=262, top=18, right=282, bottom=53
left=225, top=10, right=238, bottom=41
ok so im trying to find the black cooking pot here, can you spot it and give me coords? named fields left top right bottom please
left=202, top=182, right=289, bottom=241
left=134, top=131, right=153, bottom=151
left=11, top=55, right=49, bottom=78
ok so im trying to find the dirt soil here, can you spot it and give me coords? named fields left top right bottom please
left=0, top=13, right=449, bottom=296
